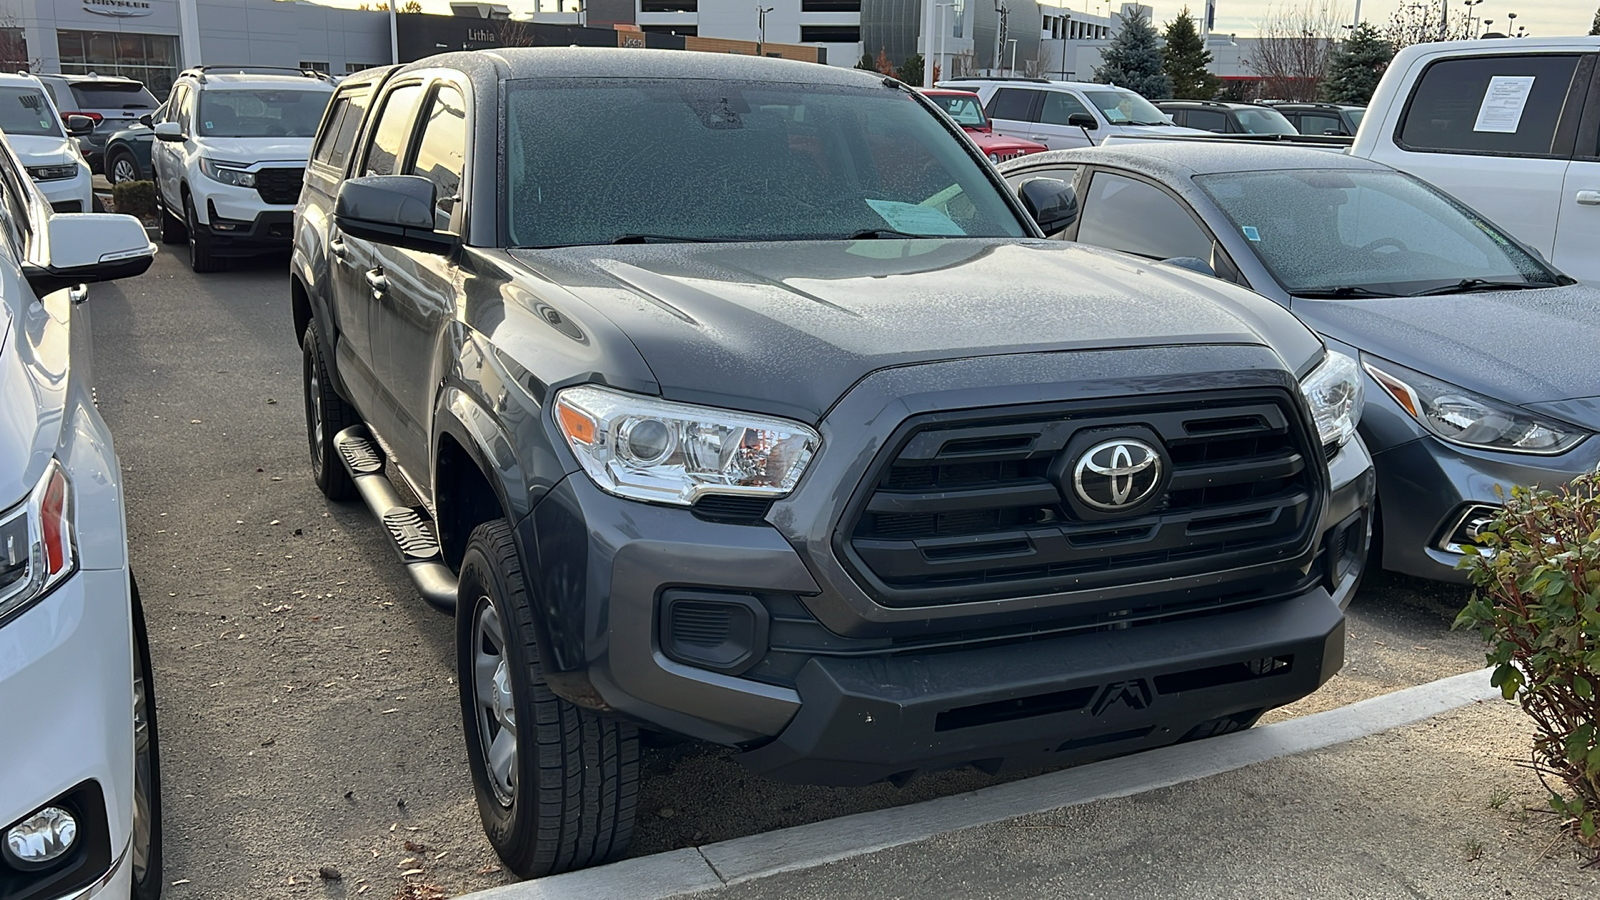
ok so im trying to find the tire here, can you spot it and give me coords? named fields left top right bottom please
left=184, top=195, right=224, bottom=273
left=91, top=194, right=105, bottom=213
left=109, top=151, right=142, bottom=185
left=158, top=195, right=184, bottom=245
left=301, top=322, right=358, bottom=501
left=130, top=577, right=164, bottom=900
left=457, top=521, right=639, bottom=879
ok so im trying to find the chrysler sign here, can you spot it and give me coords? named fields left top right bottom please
left=85, top=0, right=155, bottom=17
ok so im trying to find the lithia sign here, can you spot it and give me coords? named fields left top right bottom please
left=84, top=0, right=155, bottom=17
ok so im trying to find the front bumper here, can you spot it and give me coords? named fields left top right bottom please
left=195, top=197, right=294, bottom=255
left=34, top=168, right=93, bottom=214
left=1372, top=435, right=1600, bottom=582
left=0, top=568, right=135, bottom=900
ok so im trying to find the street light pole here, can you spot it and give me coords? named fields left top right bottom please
left=757, top=5, right=774, bottom=57
left=934, top=2, right=953, bottom=84
left=1439, top=0, right=1448, bottom=40
left=1007, top=37, right=1017, bottom=74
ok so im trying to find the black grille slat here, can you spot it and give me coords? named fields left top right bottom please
left=254, top=167, right=304, bottom=205
left=840, top=393, right=1322, bottom=605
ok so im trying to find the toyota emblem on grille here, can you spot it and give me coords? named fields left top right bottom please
left=1073, top=439, right=1163, bottom=511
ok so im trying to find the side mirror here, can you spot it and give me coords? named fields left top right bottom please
left=334, top=175, right=453, bottom=253
left=1018, top=177, right=1078, bottom=236
left=153, top=121, right=185, bottom=142
left=65, top=115, right=95, bottom=136
left=1159, top=256, right=1217, bottom=278
left=1067, top=112, right=1098, bottom=130
left=138, top=113, right=153, bottom=128
left=23, top=213, right=155, bottom=297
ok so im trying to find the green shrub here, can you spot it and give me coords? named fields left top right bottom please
left=110, top=180, right=157, bottom=222
left=1456, top=476, right=1600, bottom=852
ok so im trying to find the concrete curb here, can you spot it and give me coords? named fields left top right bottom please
left=460, top=666, right=1501, bottom=900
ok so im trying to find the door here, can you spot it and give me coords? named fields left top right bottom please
left=983, top=88, right=1040, bottom=142
left=1069, top=169, right=1223, bottom=266
left=1027, top=90, right=1096, bottom=150
left=151, top=84, right=188, bottom=209
left=1553, top=62, right=1600, bottom=284
left=333, top=80, right=427, bottom=434
left=1368, top=51, right=1593, bottom=264
left=370, top=81, right=470, bottom=483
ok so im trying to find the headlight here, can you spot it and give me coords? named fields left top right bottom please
left=1299, top=351, right=1364, bottom=449
left=553, top=385, right=820, bottom=506
left=25, top=164, right=78, bottom=181
left=1363, top=357, right=1584, bottom=454
left=988, top=152, right=1000, bottom=162
left=0, top=461, right=76, bottom=627
left=200, top=158, right=256, bottom=187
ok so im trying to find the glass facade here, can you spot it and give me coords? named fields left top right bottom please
left=56, top=30, right=181, bottom=95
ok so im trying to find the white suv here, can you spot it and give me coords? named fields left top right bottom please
left=936, top=77, right=1204, bottom=150
left=0, top=124, right=161, bottom=898
left=150, top=66, right=334, bottom=272
left=0, top=73, right=95, bottom=213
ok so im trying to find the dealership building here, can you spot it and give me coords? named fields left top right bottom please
left=0, top=0, right=1130, bottom=97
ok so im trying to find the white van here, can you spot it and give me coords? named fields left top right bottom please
left=1350, top=37, right=1600, bottom=284
left=936, top=78, right=1205, bottom=150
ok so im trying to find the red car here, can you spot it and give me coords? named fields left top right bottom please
left=920, top=89, right=1047, bottom=163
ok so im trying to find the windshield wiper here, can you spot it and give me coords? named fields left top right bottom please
left=1289, top=285, right=1397, bottom=299
left=608, top=234, right=726, bottom=244
left=1408, top=278, right=1557, bottom=297
left=846, top=228, right=933, bottom=240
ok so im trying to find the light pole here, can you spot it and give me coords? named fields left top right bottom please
left=1463, top=0, right=1482, bottom=36
left=1505, top=11, right=1517, bottom=37
left=1439, top=0, right=1448, bottom=40
left=1007, top=37, right=1017, bottom=74
left=934, top=1, right=954, bottom=84
left=1480, top=17, right=1493, bottom=36
left=756, top=5, right=774, bottom=57
left=1059, top=11, right=1071, bottom=80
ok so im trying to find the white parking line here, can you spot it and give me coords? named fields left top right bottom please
left=461, top=666, right=1500, bottom=900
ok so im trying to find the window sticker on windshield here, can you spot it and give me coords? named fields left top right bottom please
left=1473, top=76, right=1535, bottom=133
left=1241, top=226, right=1261, bottom=242
left=865, top=199, right=966, bottom=236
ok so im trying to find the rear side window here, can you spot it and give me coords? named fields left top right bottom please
left=1077, top=172, right=1212, bottom=261
left=362, top=83, right=424, bottom=176
left=1398, top=54, right=1581, bottom=156
left=986, top=88, right=1036, bottom=122
left=408, top=84, right=467, bottom=231
left=69, top=82, right=158, bottom=109
left=1184, top=109, right=1229, bottom=132
left=313, top=90, right=370, bottom=170
left=1038, top=91, right=1091, bottom=126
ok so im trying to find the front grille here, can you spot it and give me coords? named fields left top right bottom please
left=254, top=167, right=304, bottom=205
left=838, top=390, right=1323, bottom=606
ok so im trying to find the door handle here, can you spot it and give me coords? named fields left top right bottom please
left=1029, top=134, right=1049, bottom=141
left=1577, top=190, right=1600, bottom=206
left=329, top=237, right=346, bottom=260
left=365, top=269, right=387, bottom=298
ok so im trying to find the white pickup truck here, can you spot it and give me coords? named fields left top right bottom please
left=1350, top=37, right=1600, bottom=284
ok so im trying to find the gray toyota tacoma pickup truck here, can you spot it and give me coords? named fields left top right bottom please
left=291, top=48, right=1374, bottom=879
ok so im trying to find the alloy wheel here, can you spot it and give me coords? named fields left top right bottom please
left=471, top=597, right=517, bottom=808
left=112, top=157, right=138, bottom=184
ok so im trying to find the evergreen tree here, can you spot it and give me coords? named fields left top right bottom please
left=1094, top=7, right=1173, bottom=99
left=1161, top=8, right=1219, bottom=99
left=1591, top=7, right=1600, bottom=35
left=1321, top=23, right=1393, bottom=105
left=856, top=53, right=877, bottom=71
left=897, top=54, right=925, bottom=86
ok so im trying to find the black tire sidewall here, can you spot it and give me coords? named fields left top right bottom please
left=129, top=577, right=163, bottom=900
left=456, top=529, right=527, bottom=848
left=301, top=328, right=329, bottom=486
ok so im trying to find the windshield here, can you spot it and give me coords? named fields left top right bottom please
left=1084, top=90, right=1168, bottom=126
left=1196, top=168, right=1555, bottom=296
left=505, top=78, right=1027, bottom=248
left=1233, top=107, right=1298, bottom=135
left=0, top=88, right=63, bottom=137
left=198, top=89, right=331, bottom=137
left=1347, top=108, right=1364, bottom=127
left=926, top=93, right=987, bottom=128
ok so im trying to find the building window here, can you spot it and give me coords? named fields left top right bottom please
left=346, top=62, right=381, bottom=74
left=56, top=30, right=180, bottom=95
left=300, top=61, right=330, bottom=73
left=639, top=24, right=698, bottom=35
left=639, top=0, right=697, bottom=12
left=799, top=25, right=860, bottom=42
left=0, top=27, right=26, bottom=71
left=801, top=0, right=861, bottom=11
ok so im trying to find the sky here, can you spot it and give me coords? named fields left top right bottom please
left=319, top=0, right=1598, bottom=40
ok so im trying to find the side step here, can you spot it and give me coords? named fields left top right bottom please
left=334, top=425, right=457, bottom=614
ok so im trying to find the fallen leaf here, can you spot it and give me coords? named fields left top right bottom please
left=399, top=869, right=425, bottom=877
left=171, top=879, right=191, bottom=886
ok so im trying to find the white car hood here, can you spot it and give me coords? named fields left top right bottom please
left=7, top=134, right=78, bottom=166
left=1106, top=123, right=1208, bottom=136
left=197, top=136, right=314, bottom=166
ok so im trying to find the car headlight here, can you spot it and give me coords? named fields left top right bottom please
left=25, top=164, right=79, bottom=181
left=200, top=158, right=256, bottom=187
left=1299, top=351, right=1364, bottom=449
left=553, top=385, right=820, bottom=506
left=0, top=461, right=76, bottom=627
left=988, top=152, right=1000, bottom=162
left=1363, top=357, right=1584, bottom=454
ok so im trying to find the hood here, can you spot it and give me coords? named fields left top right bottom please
left=510, top=240, right=1322, bottom=422
left=971, top=132, right=1047, bottom=153
left=195, top=136, right=313, bottom=165
left=1293, top=284, right=1600, bottom=427
left=7, top=135, right=78, bottom=166
left=1103, top=123, right=1206, bottom=136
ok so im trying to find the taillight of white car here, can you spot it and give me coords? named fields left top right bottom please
left=0, top=460, right=76, bottom=626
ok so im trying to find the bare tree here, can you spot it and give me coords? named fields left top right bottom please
left=948, top=48, right=978, bottom=79
left=1384, top=2, right=1473, bottom=49
left=1248, top=1, right=1345, bottom=101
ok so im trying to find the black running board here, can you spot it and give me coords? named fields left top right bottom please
left=334, top=425, right=457, bottom=614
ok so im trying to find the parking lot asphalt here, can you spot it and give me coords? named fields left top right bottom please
left=89, top=245, right=1498, bottom=898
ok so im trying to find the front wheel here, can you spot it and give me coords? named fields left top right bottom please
left=157, top=194, right=184, bottom=245
left=109, top=151, right=142, bottom=185
left=301, top=322, right=358, bottom=501
left=130, top=577, right=163, bottom=900
left=457, top=520, right=640, bottom=878
left=183, top=195, right=223, bottom=273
